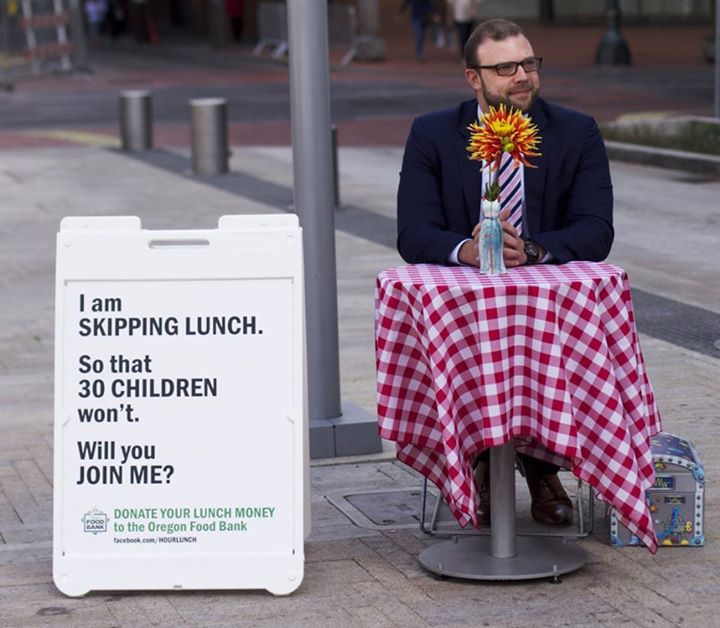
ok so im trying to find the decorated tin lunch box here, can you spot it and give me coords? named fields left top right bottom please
left=610, top=432, right=705, bottom=547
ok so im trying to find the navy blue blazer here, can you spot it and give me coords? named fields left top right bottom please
left=397, top=98, right=614, bottom=264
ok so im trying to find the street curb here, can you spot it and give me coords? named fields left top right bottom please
left=605, top=140, right=720, bottom=177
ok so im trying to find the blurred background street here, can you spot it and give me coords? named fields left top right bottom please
left=0, top=3, right=717, bottom=147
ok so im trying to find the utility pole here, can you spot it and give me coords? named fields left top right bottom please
left=287, top=0, right=382, bottom=458
left=595, top=0, right=632, bottom=65
left=208, top=0, right=231, bottom=48
left=68, top=0, right=90, bottom=71
left=356, top=0, right=385, bottom=61
left=714, top=0, right=719, bottom=117
left=539, top=0, right=555, bottom=24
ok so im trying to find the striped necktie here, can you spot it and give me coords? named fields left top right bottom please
left=497, top=153, right=523, bottom=236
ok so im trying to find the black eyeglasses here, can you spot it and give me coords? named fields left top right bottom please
left=470, top=56, right=543, bottom=77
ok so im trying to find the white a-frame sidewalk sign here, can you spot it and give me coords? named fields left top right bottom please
left=54, top=215, right=307, bottom=597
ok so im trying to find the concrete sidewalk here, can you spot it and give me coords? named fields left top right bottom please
left=0, top=139, right=719, bottom=626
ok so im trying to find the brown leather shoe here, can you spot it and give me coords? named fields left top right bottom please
left=524, top=463, right=573, bottom=527
left=473, top=460, right=491, bottom=526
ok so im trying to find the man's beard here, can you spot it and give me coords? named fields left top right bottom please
left=481, top=77, right=539, bottom=112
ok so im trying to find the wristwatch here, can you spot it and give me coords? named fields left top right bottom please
left=523, top=239, right=542, bottom=265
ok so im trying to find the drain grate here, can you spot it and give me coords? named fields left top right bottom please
left=631, top=288, right=720, bottom=360
left=326, top=488, right=446, bottom=530
left=344, top=489, right=449, bottom=527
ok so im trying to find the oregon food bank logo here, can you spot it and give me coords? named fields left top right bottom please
left=82, top=508, right=109, bottom=534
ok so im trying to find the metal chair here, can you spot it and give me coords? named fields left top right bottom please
left=418, top=469, right=595, bottom=539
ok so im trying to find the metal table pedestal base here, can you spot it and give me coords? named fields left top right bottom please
left=419, top=535, right=587, bottom=581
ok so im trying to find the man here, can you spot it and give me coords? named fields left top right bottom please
left=400, top=0, right=436, bottom=63
left=225, top=0, right=245, bottom=43
left=448, top=0, right=483, bottom=58
left=397, top=19, right=614, bottom=526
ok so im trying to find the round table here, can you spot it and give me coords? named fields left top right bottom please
left=375, top=262, right=662, bottom=578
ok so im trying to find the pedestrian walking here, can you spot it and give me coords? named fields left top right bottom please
left=448, top=0, right=482, bottom=58
left=85, top=0, right=107, bottom=40
left=131, top=0, right=158, bottom=44
left=225, top=0, right=244, bottom=44
left=105, top=0, right=126, bottom=39
left=399, top=0, right=436, bottom=63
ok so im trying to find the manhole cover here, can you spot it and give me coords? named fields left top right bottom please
left=345, top=490, right=428, bottom=526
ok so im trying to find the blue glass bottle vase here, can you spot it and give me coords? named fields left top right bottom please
left=479, top=199, right=506, bottom=275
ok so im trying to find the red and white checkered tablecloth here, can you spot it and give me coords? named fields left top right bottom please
left=375, top=261, right=662, bottom=552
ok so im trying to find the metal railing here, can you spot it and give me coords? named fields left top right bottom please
left=21, top=0, right=73, bottom=74
left=418, top=475, right=595, bottom=540
left=328, top=3, right=357, bottom=66
left=0, top=0, right=32, bottom=80
left=253, top=2, right=288, bottom=59
left=254, top=1, right=358, bottom=66
left=0, top=0, right=78, bottom=81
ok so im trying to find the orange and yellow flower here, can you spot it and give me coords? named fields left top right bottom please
left=466, top=104, right=542, bottom=201
left=467, top=103, right=542, bottom=170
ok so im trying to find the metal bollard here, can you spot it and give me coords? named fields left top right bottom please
left=331, top=125, right=341, bottom=209
left=119, top=90, right=153, bottom=151
left=190, top=98, right=229, bottom=175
